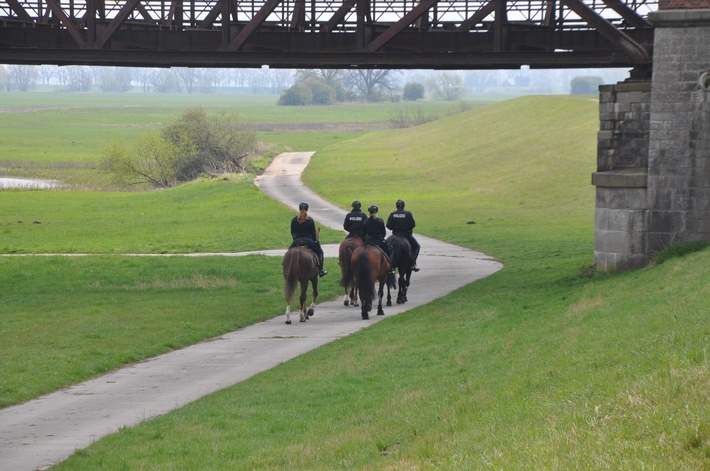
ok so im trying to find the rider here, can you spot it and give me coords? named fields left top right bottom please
left=290, top=201, right=327, bottom=277
left=386, top=199, right=420, bottom=271
left=343, top=200, right=366, bottom=238
left=361, top=204, right=395, bottom=274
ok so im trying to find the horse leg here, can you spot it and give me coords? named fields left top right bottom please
left=285, top=305, right=292, bottom=325
left=307, top=278, right=318, bottom=318
left=377, top=281, right=386, bottom=316
left=299, top=280, right=308, bottom=322
left=386, top=277, right=393, bottom=307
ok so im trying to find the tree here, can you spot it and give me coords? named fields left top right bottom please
left=151, top=69, right=180, bottom=93
left=100, top=67, right=133, bottom=92
left=7, top=65, right=38, bottom=91
left=570, top=76, right=604, bottom=95
left=175, top=67, right=202, bottom=94
left=403, top=82, right=425, bottom=101
left=347, top=69, right=398, bottom=102
left=65, top=66, right=93, bottom=92
left=429, top=72, right=465, bottom=100
left=0, top=65, right=7, bottom=92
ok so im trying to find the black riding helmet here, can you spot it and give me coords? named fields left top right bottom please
left=368, top=204, right=378, bottom=214
left=352, top=200, right=361, bottom=210
left=396, top=199, right=405, bottom=209
left=299, top=202, right=309, bottom=211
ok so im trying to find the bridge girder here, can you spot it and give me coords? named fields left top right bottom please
left=0, top=0, right=656, bottom=69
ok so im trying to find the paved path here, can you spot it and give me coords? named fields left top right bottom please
left=0, top=152, right=502, bottom=471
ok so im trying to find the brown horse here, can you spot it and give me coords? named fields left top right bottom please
left=347, top=244, right=397, bottom=320
left=338, top=236, right=364, bottom=307
left=283, top=245, right=319, bottom=324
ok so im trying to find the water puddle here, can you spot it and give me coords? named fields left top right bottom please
left=0, top=177, right=64, bottom=189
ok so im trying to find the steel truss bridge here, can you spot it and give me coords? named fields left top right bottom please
left=0, top=0, right=656, bottom=70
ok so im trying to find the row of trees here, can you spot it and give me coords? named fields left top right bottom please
left=278, top=69, right=468, bottom=104
left=0, top=65, right=292, bottom=93
left=1, top=64, right=630, bottom=96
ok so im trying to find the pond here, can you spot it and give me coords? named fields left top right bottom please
left=0, top=177, right=64, bottom=189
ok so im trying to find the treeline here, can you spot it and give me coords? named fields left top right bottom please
left=0, top=65, right=292, bottom=93
left=0, top=64, right=631, bottom=97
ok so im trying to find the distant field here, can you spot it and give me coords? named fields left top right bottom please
left=0, top=92, right=489, bottom=165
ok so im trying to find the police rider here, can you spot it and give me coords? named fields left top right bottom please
left=362, top=204, right=395, bottom=274
left=290, top=201, right=327, bottom=277
left=343, top=200, right=366, bottom=238
left=386, top=199, right=420, bottom=271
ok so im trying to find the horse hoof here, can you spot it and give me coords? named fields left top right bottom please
left=386, top=301, right=392, bottom=307
left=377, top=310, right=385, bottom=316
left=307, top=308, right=314, bottom=317
left=300, top=318, right=306, bottom=323
left=362, top=315, right=369, bottom=320
left=285, top=320, right=292, bottom=325
left=344, top=300, right=349, bottom=306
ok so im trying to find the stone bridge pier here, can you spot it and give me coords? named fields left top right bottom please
left=593, top=0, right=710, bottom=271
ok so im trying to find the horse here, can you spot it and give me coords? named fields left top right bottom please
left=282, top=245, right=319, bottom=324
left=386, top=234, right=414, bottom=305
left=338, top=236, right=364, bottom=307
left=347, top=244, right=397, bottom=320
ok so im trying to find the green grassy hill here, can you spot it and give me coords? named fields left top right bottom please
left=5, top=95, right=707, bottom=469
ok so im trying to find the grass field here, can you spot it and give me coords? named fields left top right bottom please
left=1, top=93, right=708, bottom=469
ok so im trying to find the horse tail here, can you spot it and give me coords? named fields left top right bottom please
left=358, top=248, right=375, bottom=306
left=283, top=250, right=298, bottom=304
left=340, top=244, right=354, bottom=289
left=387, top=270, right=398, bottom=290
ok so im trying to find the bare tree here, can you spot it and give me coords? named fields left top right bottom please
left=347, top=69, right=398, bottom=101
left=151, top=69, right=180, bottom=93
left=175, top=67, right=202, bottom=93
left=65, top=66, right=93, bottom=92
left=37, top=65, right=58, bottom=85
left=7, top=65, right=38, bottom=91
left=429, top=72, right=466, bottom=101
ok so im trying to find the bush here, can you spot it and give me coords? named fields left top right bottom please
left=304, top=77, right=336, bottom=105
left=278, top=83, right=313, bottom=105
left=101, top=107, right=259, bottom=188
left=570, top=76, right=604, bottom=95
left=403, top=82, right=425, bottom=101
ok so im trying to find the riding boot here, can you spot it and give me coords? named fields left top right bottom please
left=318, top=253, right=328, bottom=277
left=412, top=247, right=420, bottom=271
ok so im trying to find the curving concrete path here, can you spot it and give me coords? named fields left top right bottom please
left=0, top=152, right=502, bottom=471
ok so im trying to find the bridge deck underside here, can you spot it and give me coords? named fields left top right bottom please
left=0, top=0, right=656, bottom=69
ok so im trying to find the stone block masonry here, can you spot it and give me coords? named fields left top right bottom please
left=593, top=7, right=710, bottom=271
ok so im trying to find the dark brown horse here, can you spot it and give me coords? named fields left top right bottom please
left=283, top=245, right=319, bottom=324
left=347, top=244, right=397, bottom=320
left=386, top=234, right=414, bottom=305
left=338, top=236, right=364, bottom=307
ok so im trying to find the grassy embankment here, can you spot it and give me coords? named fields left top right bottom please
left=1, top=94, right=707, bottom=469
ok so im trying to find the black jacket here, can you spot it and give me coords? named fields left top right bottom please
left=343, top=209, right=366, bottom=236
left=386, top=209, right=416, bottom=235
